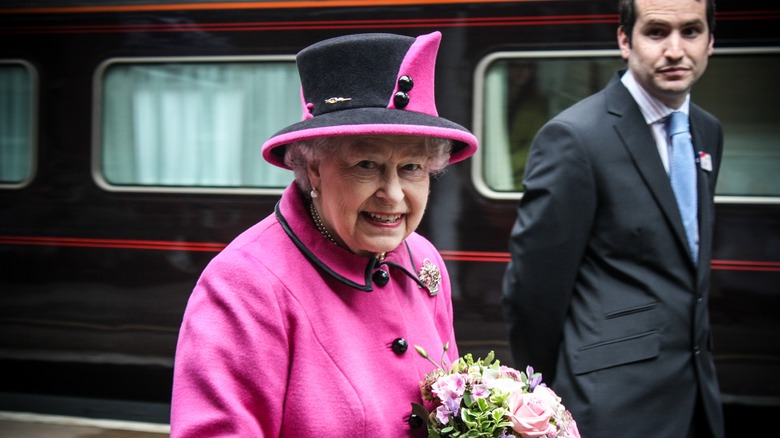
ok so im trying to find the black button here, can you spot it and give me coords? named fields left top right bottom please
left=398, top=75, right=414, bottom=92
left=373, top=269, right=389, bottom=286
left=408, top=413, right=423, bottom=428
left=392, top=337, right=408, bottom=354
left=394, top=91, right=409, bottom=108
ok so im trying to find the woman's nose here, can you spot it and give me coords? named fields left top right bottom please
left=377, top=172, right=404, bottom=203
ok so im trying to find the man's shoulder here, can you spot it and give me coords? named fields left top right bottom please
left=549, top=85, right=613, bottom=128
left=560, top=90, right=607, bottom=114
left=690, top=102, right=721, bottom=127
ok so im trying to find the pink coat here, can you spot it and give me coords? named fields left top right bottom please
left=171, top=184, right=459, bottom=437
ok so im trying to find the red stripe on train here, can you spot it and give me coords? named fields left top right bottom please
left=1, top=235, right=778, bottom=272
left=0, top=15, right=619, bottom=35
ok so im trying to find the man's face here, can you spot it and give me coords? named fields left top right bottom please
left=618, top=0, right=714, bottom=108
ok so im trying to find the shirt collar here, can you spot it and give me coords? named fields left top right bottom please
left=621, top=69, right=691, bottom=124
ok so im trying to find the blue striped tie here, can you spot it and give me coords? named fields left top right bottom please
left=668, top=111, right=699, bottom=263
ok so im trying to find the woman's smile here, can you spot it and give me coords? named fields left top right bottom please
left=363, top=211, right=404, bottom=225
left=308, top=136, right=432, bottom=257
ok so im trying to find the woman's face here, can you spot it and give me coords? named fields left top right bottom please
left=308, top=136, right=432, bottom=258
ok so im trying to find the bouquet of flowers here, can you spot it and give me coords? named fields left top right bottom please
left=412, top=344, right=580, bottom=438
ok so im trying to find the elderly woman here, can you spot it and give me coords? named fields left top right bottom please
left=171, top=31, right=477, bottom=437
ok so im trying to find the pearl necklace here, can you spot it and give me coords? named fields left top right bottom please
left=309, top=202, right=338, bottom=245
left=308, top=202, right=387, bottom=261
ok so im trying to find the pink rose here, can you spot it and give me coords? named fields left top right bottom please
left=562, top=419, right=581, bottom=438
left=507, top=391, right=556, bottom=438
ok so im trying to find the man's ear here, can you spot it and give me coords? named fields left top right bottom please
left=617, top=26, right=631, bottom=61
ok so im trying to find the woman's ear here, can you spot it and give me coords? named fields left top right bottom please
left=307, top=159, right=321, bottom=192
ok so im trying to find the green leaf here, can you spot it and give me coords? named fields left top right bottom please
left=484, top=351, right=495, bottom=366
left=463, top=392, right=474, bottom=408
left=411, top=402, right=431, bottom=429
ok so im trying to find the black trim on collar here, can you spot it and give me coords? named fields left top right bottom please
left=275, top=200, right=427, bottom=293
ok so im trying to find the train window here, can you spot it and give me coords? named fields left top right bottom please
left=473, top=52, right=624, bottom=197
left=695, top=50, right=780, bottom=199
left=475, top=49, right=780, bottom=201
left=95, top=58, right=300, bottom=192
left=0, top=61, right=36, bottom=188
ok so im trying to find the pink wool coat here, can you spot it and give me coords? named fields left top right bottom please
left=171, top=184, right=459, bottom=437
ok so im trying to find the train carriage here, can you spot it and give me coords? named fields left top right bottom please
left=1, top=0, right=778, bottom=427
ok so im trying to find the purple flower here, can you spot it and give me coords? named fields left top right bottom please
left=471, top=383, right=490, bottom=399
left=432, top=373, right=466, bottom=402
left=526, top=365, right=543, bottom=391
left=435, top=398, right=461, bottom=425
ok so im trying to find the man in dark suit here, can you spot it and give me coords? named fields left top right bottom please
left=501, top=0, right=725, bottom=436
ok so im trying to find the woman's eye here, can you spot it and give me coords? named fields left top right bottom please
left=357, top=160, right=376, bottom=169
left=402, top=163, right=424, bottom=172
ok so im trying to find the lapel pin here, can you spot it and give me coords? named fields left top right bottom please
left=418, top=258, right=441, bottom=296
left=698, top=151, right=713, bottom=172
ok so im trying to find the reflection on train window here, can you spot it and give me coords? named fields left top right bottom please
left=697, top=54, right=780, bottom=198
left=0, top=62, right=34, bottom=187
left=480, top=56, right=623, bottom=192
left=480, top=51, right=780, bottom=199
left=99, top=60, right=300, bottom=189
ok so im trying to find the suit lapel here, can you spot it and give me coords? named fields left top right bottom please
left=605, top=80, right=692, bottom=263
left=689, top=108, right=717, bottom=272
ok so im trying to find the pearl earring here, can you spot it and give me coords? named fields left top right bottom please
left=310, top=188, right=319, bottom=198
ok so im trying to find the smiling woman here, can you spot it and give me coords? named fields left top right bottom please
left=292, top=135, right=448, bottom=257
left=170, top=31, right=479, bottom=437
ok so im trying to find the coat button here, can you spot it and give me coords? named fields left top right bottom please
left=394, top=91, right=409, bottom=109
left=372, top=269, right=389, bottom=286
left=398, top=75, right=414, bottom=92
left=408, top=413, right=423, bottom=428
left=392, top=337, right=408, bottom=354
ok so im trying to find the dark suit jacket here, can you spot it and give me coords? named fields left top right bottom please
left=502, top=73, right=725, bottom=437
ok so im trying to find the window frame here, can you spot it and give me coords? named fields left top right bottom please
left=92, top=55, right=298, bottom=195
left=471, top=47, right=780, bottom=205
left=0, top=59, right=38, bottom=190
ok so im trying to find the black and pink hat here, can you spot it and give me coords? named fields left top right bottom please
left=261, top=31, right=479, bottom=169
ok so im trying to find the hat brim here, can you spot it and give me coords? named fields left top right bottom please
left=261, top=107, right=478, bottom=169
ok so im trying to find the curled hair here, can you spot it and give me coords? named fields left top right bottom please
left=284, top=135, right=453, bottom=197
left=618, top=0, right=716, bottom=45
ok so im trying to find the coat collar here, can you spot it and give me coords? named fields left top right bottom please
left=274, top=184, right=430, bottom=292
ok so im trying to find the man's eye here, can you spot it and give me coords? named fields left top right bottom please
left=646, top=28, right=666, bottom=38
left=682, top=27, right=703, bottom=38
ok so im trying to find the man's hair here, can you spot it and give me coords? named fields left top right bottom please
left=618, top=0, right=716, bottom=44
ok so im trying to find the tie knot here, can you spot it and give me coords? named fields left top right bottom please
left=668, top=111, right=689, bottom=137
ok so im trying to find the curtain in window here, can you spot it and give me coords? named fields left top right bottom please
left=102, top=62, right=299, bottom=188
left=0, top=64, right=33, bottom=184
left=483, top=63, right=515, bottom=191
